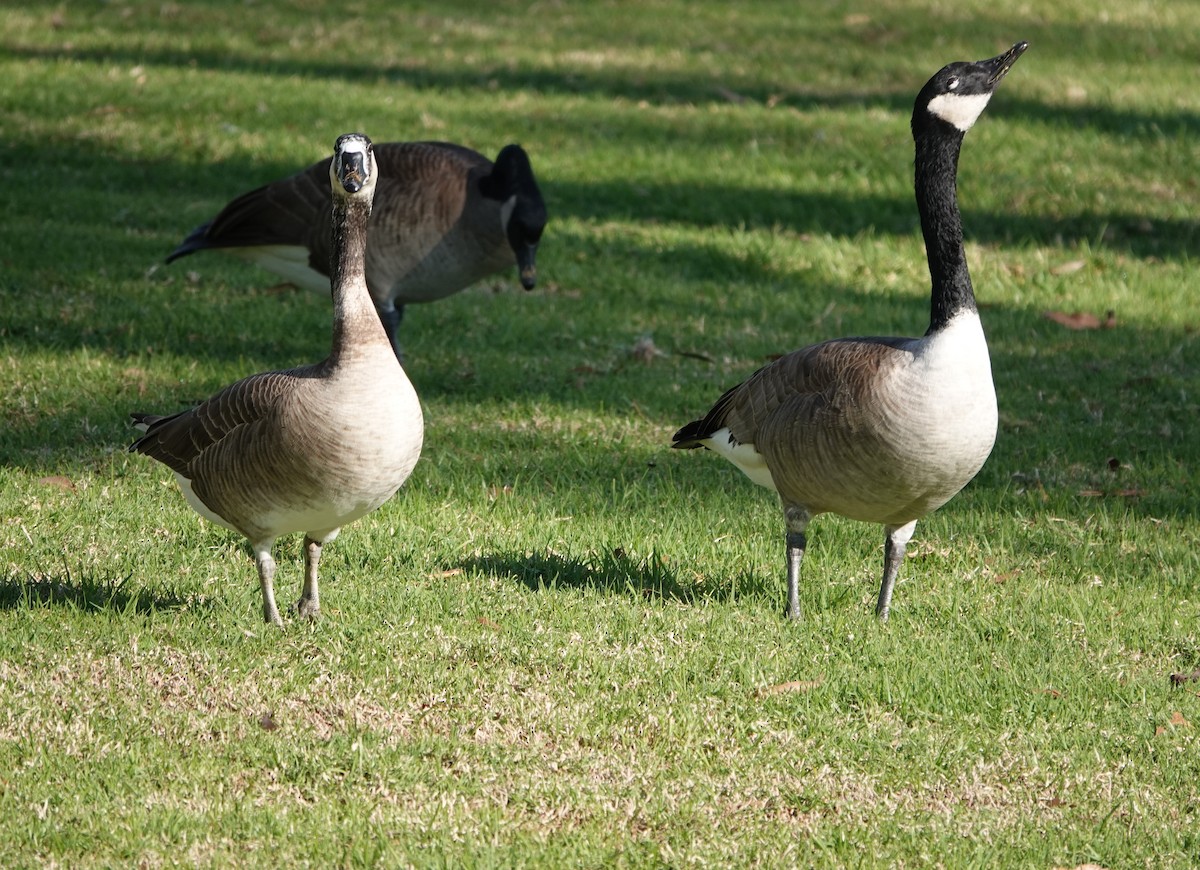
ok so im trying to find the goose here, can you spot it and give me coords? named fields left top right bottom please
left=672, top=42, right=1028, bottom=621
left=132, top=132, right=424, bottom=627
left=166, top=141, right=547, bottom=359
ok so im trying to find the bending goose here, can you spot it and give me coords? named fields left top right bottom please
left=166, top=141, right=547, bottom=359
left=672, top=42, right=1028, bottom=621
left=132, top=133, right=424, bottom=627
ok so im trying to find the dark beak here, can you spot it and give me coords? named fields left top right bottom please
left=984, top=41, right=1028, bottom=87
left=338, top=151, right=367, bottom=193
left=516, top=244, right=538, bottom=290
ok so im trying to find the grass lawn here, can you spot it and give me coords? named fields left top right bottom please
left=1, top=0, right=1198, bottom=866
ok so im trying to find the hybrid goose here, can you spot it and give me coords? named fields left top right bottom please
left=672, top=42, right=1028, bottom=621
left=132, top=133, right=424, bottom=627
left=167, top=141, right=547, bottom=359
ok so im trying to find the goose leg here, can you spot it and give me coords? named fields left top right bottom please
left=876, top=520, right=917, bottom=621
left=783, top=505, right=812, bottom=621
left=377, top=302, right=405, bottom=362
left=295, top=535, right=322, bottom=620
left=254, top=542, right=284, bottom=628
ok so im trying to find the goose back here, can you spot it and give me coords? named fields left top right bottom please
left=168, top=141, right=541, bottom=308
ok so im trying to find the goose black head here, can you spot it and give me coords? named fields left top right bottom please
left=330, top=132, right=377, bottom=197
left=914, top=41, right=1028, bottom=134
left=480, top=144, right=547, bottom=291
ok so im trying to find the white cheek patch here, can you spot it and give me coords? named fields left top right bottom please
left=499, top=194, right=517, bottom=231
left=927, top=92, right=993, bottom=132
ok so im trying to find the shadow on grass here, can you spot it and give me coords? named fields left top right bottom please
left=460, top=546, right=758, bottom=607
left=0, top=570, right=199, bottom=616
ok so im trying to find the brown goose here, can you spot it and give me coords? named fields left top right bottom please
left=167, top=141, right=547, bottom=359
left=132, top=133, right=424, bottom=627
left=673, top=42, right=1028, bottom=621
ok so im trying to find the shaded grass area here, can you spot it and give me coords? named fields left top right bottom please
left=1, top=0, right=1198, bottom=866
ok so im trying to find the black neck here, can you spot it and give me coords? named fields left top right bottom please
left=914, top=127, right=975, bottom=334
left=328, top=196, right=380, bottom=356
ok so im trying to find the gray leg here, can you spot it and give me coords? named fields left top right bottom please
left=377, top=303, right=405, bottom=362
left=254, top=543, right=283, bottom=628
left=783, top=505, right=811, bottom=621
left=295, top=535, right=322, bottom=620
left=876, top=521, right=917, bottom=621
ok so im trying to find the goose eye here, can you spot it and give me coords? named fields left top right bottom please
left=947, top=77, right=959, bottom=91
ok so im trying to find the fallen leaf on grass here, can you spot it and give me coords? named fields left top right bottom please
left=259, top=711, right=278, bottom=732
left=1042, top=687, right=1063, bottom=699
left=674, top=349, right=716, bottom=363
left=714, top=85, right=748, bottom=105
left=38, top=476, right=75, bottom=491
left=1078, top=488, right=1144, bottom=499
left=476, top=617, right=502, bottom=631
left=1049, top=258, right=1087, bottom=276
left=1155, top=711, right=1191, bottom=735
left=629, top=335, right=665, bottom=363
left=756, top=677, right=824, bottom=698
left=1042, top=309, right=1116, bottom=330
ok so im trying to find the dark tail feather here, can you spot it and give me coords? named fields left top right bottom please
left=671, top=419, right=711, bottom=449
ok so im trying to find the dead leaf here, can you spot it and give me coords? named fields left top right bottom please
left=714, top=85, right=748, bottom=105
left=1042, top=687, right=1063, bottom=699
left=1042, top=310, right=1116, bottom=330
left=477, top=617, right=502, bottom=631
left=1078, top=488, right=1143, bottom=499
left=629, top=335, right=663, bottom=363
left=1169, top=711, right=1191, bottom=728
left=439, top=568, right=463, bottom=578
left=756, top=677, right=824, bottom=698
left=259, top=711, right=278, bottom=732
left=1050, top=258, right=1087, bottom=276
left=38, top=476, right=75, bottom=492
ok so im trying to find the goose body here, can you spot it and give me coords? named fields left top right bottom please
left=133, top=133, right=424, bottom=627
left=167, top=141, right=546, bottom=358
left=673, top=42, right=1027, bottom=620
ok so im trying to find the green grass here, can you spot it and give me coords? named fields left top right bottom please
left=2, top=0, right=1199, bottom=866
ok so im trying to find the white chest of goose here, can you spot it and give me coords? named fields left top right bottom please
left=167, top=141, right=547, bottom=359
left=132, top=133, right=424, bottom=627
left=673, top=42, right=1028, bottom=621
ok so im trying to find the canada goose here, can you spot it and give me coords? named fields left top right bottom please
left=166, top=141, right=547, bottom=359
left=672, top=42, right=1028, bottom=621
left=132, top=133, right=424, bottom=627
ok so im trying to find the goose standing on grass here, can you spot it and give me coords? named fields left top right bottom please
left=132, top=133, right=424, bottom=627
left=672, top=42, right=1028, bottom=621
left=166, top=141, right=547, bottom=359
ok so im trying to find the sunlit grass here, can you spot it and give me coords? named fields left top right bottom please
left=1, top=0, right=1198, bottom=866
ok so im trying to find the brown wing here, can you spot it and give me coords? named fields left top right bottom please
left=672, top=336, right=912, bottom=449
left=129, top=368, right=315, bottom=477
left=166, top=141, right=491, bottom=268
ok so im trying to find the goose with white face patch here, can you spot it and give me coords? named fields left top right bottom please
left=672, top=42, right=1028, bottom=621
left=132, top=133, right=425, bottom=628
left=167, top=141, right=546, bottom=360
